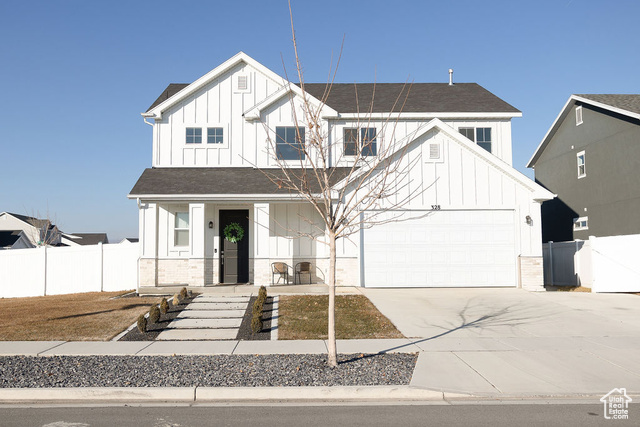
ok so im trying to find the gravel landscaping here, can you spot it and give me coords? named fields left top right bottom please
left=0, top=354, right=417, bottom=388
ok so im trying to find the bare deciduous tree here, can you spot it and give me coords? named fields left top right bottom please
left=259, top=3, right=425, bottom=367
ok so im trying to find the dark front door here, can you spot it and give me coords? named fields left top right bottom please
left=219, top=209, right=249, bottom=283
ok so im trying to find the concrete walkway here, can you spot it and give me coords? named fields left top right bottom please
left=157, top=295, right=250, bottom=340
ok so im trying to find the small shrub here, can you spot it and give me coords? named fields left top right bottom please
left=180, top=287, right=188, bottom=299
left=172, top=293, right=181, bottom=306
left=137, top=314, right=147, bottom=333
left=258, top=285, right=267, bottom=300
left=149, top=305, right=160, bottom=324
left=251, top=312, right=263, bottom=334
left=160, top=298, right=169, bottom=314
left=253, top=297, right=264, bottom=316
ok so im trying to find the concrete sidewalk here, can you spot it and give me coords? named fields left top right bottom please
left=1, top=336, right=639, bottom=402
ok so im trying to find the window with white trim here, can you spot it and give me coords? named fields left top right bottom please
left=576, top=106, right=583, bottom=126
left=186, top=128, right=202, bottom=144
left=573, top=216, right=588, bottom=231
left=275, top=126, right=305, bottom=160
left=207, top=127, right=223, bottom=144
left=577, top=151, right=586, bottom=178
left=174, top=212, right=189, bottom=247
left=343, top=127, right=377, bottom=156
left=459, top=127, right=492, bottom=153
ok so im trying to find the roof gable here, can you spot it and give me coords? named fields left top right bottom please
left=143, top=52, right=290, bottom=119
left=335, top=118, right=554, bottom=202
left=528, top=94, right=640, bottom=167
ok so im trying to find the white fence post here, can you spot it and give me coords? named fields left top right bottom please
left=548, top=241, right=554, bottom=285
left=43, top=246, right=47, bottom=296
left=98, top=241, right=104, bottom=292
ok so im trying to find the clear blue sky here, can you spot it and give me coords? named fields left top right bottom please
left=1, top=1, right=638, bottom=242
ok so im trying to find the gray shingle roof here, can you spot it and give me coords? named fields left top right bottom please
left=576, top=94, right=640, bottom=116
left=129, top=167, right=354, bottom=196
left=301, top=83, right=520, bottom=114
left=68, top=233, right=109, bottom=245
left=147, top=83, right=189, bottom=112
left=146, top=82, right=519, bottom=114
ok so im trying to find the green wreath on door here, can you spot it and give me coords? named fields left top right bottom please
left=223, top=222, right=245, bottom=243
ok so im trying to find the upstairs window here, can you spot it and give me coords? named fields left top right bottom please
left=207, top=127, right=224, bottom=144
left=343, top=127, right=377, bottom=157
left=174, top=212, right=189, bottom=247
left=459, top=127, right=492, bottom=153
left=577, top=151, right=586, bottom=178
left=186, top=128, right=202, bottom=144
left=275, top=127, right=305, bottom=160
left=573, top=216, right=588, bottom=231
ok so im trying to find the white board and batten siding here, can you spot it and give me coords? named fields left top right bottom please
left=154, top=62, right=284, bottom=168
left=352, top=127, right=541, bottom=288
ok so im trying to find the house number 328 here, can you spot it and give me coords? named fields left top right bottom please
left=431, top=205, right=441, bottom=210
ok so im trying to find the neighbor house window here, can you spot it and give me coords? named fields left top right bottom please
left=573, top=216, right=588, bottom=231
left=577, top=151, right=586, bottom=178
left=207, top=127, right=223, bottom=144
left=459, top=127, right=492, bottom=153
left=174, top=212, right=189, bottom=247
left=275, top=126, right=305, bottom=160
left=186, top=128, right=202, bottom=144
left=343, top=127, right=377, bottom=156
left=576, top=106, right=583, bottom=126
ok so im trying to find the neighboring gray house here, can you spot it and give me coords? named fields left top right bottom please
left=62, top=233, right=109, bottom=246
left=0, top=230, right=32, bottom=250
left=0, top=212, right=61, bottom=247
left=528, top=94, right=640, bottom=242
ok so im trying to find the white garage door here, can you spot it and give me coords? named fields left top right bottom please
left=362, top=210, right=517, bottom=287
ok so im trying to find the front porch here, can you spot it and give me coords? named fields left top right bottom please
left=137, top=201, right=358, bottom=289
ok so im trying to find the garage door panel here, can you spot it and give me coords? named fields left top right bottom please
left=363, top=210, right=517, bottom=288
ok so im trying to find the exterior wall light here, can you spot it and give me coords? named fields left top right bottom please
left=208, top=221, right=214, bottom=229
left=525, top=215, right=533, bottom=226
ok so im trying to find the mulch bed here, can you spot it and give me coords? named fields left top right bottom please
left=236, top=296, right=273, bottom=340
left=118, top=293, right=198, bottom=341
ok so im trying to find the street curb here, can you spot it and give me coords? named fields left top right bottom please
left=0, top=386, right=445, bottom=404
left=195, top=386, right=445, bottom=402
left=0, top=387, right=196, bottom=403
left=0, top=387, right=635, bottom=404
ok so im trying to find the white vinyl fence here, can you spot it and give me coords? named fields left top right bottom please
left=543, top=235, right=640, bottom=292
left=0, top=243, right=139, bottom=298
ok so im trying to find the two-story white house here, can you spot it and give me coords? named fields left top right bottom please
left=129, top=52, right=553, bottom=290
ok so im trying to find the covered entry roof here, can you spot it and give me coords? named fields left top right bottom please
left=128, top=167, right=353, bottom=198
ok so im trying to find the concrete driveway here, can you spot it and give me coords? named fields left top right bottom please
left=361, top=288, right=640, bottom=397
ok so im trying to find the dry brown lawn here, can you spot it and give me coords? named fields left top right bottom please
left=278, top=294, right=404, bottom=340
left=545, top=285, right=592, bottom=292
left=0, top=291, right=160, bottom=341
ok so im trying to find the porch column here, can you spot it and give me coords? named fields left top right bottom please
left=139, top=201, right=158, bottom=288
left=253, top=203, right=270, bottom=286
left=189, top=203, right=205, bottom=286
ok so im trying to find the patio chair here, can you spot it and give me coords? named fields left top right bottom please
left=271, top=262, right=289, bottom=285
left=295, top=262, right=312, bottom=285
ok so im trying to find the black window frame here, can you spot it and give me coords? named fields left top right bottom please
left=343, top=127, right=377, bottom=157
left=275, top=126, right=306, bottom=161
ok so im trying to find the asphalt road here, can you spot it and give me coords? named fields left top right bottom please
left=0, top=402, right=635, bottom=427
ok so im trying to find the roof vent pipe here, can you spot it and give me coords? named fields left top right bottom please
left=448, top=69, right=454, bottom=86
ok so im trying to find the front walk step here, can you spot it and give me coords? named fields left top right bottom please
left=165, top=318, right=242, bottom=329
left=157, top=329, right=239, bottom=340
left=177, top=310, right=246, bottom=319
left=187, top=302, right=248, bottom=310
